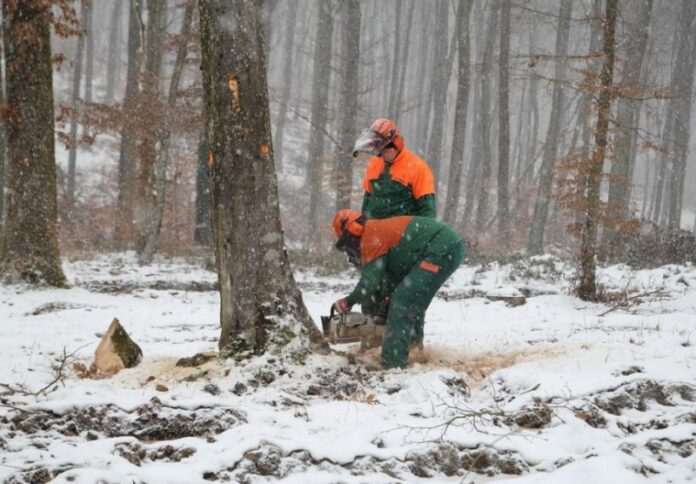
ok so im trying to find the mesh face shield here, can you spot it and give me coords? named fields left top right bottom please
left=352, top=128, right=390, bottom=160
left=335, top=231, right=361, bottom=267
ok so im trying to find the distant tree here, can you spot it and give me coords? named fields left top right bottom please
left=105, top=0, right=123, bottom=103
left=335, top=0, right=360, bottom=211
left=115, top=0, right=144, bottom=248
left=496, top=0, right=511, bottom=241
left=0, top=11, right=6, bottom=233
left=198, top=0, right=324, bottom=354
left=83, top=0, right=94, bottom=104
left=442, top=0, right=473, bottom=225
left=0, top=0, right=66, bottom=286
left=527, top=0, right=572, bottom=255
left=577, top=0, right=618, bottom=301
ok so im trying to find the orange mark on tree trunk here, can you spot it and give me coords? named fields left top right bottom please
left=208, top=151, right=214, bottom=168
left=260, top=144, right=270, bottom=158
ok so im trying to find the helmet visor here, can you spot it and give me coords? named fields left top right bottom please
left=352, top=128, right=389, bottom=159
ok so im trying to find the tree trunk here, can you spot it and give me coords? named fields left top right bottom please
left=116, top=0, right=144, bottom=248
left=442, top=0, right=473, bottom=225
left=84, top=0, right=94, bottom=104
left=425, top=0, right=449, bottom=185
left=335, top=0, right=360, bottom=211
left=496, top=0, right=511, bottom=240
left=194, top=129, right=211, bottom=245
left=667, top=0, right=696, bottom=230
left=67, top=0, right=88, bottom=211
left=0, top=10, right=7, bottom=231
left=394, top=0, right=415, bottom=121
left=578, top=0, right=618, bottom=301
left=272, top=0, right=298, bottom=172
left=139, top=0, right=195, bottom=265
left=105, top=0, right=123, bottom=103
left=386, top=0, right=402, bottom=120
left=527, top=0, right=572, bottom=255
left=0, top=0, right=66, bottom=286
left=474, top=1, right=499, bottom=232
left=604, top=0, right=653, bottom=253
left=306, top=2, right=334, bottom=240
left=134, top=0, right=165, bottom=256
left=198, top=0, right=323, bottom=355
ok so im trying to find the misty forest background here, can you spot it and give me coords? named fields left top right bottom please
left=1, top=0, right=695, bottom=297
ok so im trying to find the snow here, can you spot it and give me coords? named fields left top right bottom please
left=1, top=254, right=695, bottom=482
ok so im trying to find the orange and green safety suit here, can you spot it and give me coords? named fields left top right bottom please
left=361, top=148, right=436, bottom=220
left=346, top=216, right=464, bottom=369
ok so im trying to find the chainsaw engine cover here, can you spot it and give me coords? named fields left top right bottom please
left=321, top=312, right=385, bottom=350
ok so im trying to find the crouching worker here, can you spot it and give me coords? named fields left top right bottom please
left=331, top=210, right=465, bottom=369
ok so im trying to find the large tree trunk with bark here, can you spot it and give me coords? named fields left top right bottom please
left=578, top=0, right=618, bottom=301
left=0, top=0, right=66, bottom=286
left=116, top=0, right=144, bottom=249
left=527, top=0, right=572, bottom=255
left=67, top=0, right=89, bottom=211
left=604, top=0, right=653, bottom=254
left=335, top=0, right=360, bottom=211
left=272, top=0, right=298, bottom=172
left=306, top=2, right=334, bottom=241
left=198, top=0, right=323, bottom=355
left=139, top=0, right=195, bottom=265
left=496, top=0, right=511, bottom=241
left=0, top=11, right=7, bottom=232
left=442, top=0, right=472, bottom=225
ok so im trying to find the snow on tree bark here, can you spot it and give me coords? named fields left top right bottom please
left=0, top=0, right=66, bottom=286
left=198, top=0, right=324, bottom=355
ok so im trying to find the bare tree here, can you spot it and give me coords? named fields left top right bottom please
left=140, top=0, right=196, bottom=265
left=66, top=0, right=89, bottom=211
left=105, top=0, right=123, bottom=103
left=272, top=0, right=298, bottom=172
left=442, top=0, right=473, bottom=225
left=425, top=0, right=449, bottom=185
left=605, top=0, right=653, bottom=254
left=306, top=2, right=334, bottom=240
left=83, top=0, right=94, bottom=104
left=577, top=0, right=618, bottom=301
left=527, top=0, right=572, bottom=255
left=496, top=0, right=511, bottom=240
left=335, top=0, right=360, bottom=211
left=0, top=0, right=66, bottom=286
left=198, top=0, right=323, bottom=354
left=115, top=0, right=144, bottom=248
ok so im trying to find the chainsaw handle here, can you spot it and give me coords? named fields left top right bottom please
left=329, top=303, right=337, bottom=319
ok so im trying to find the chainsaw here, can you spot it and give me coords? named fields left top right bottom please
left=321, top=306, right=386, bottom=352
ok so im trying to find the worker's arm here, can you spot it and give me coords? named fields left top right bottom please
left=361, top=192, right=371, bottom=217
left=412, top=194, right=436, bottom=218
left=346, top=258, right=386, bottom=307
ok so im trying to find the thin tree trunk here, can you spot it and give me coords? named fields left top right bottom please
left=335, top=0, right=360, bottom=211
left=105, top=0, right=123, bottom=103
left=194, top=128, right=211, bottom=245
left=386, top=0, right=402, bottom=119
left=443, top=0, right=473, bottom=226
left=496, top=0, right=511, bottom=240
left=0, top=0, right=66, bottom=286
left=67, top=0, right=88, bottom=211
left=474, top=1, right=499, bottom=232
left=578, top=0, right=618, bottom=301
left=527, top=0, right=572, bottom=255
left=198, top=0, right=323, bottom=354
left=84, top=0, right=94, bottom=104
left=115, top=0, right=144, bottom=248
left=134, top=0, right=165, bottom=255
left=273, top=0, right=298, bottom=172
left=0, top=10, right=7, bottom=231
left=605, top=0, right=653, bottom=254
left=140, top=0, right=195, bottom=265
left=667, top=0, right=696, bottom=230
left=306, top=2, right=334, bottom=240
left=425, top=0, right=450, bottom=185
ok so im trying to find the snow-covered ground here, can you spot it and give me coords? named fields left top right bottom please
left=1, top=254, right=695, bottom=483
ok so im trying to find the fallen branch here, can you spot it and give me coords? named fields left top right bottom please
left=598, top=289, right=670, bottom=317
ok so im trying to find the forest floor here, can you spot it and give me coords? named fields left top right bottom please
left=0, top=254, right=695, bottom=483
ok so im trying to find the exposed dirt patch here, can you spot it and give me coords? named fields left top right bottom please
left=114, top=441, right=197, bottom=466
left=6, top=397, right=245, bottom=442
left=593, top=380, right=696, bottom=416
left=202, top=441, right=531, bottom=482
